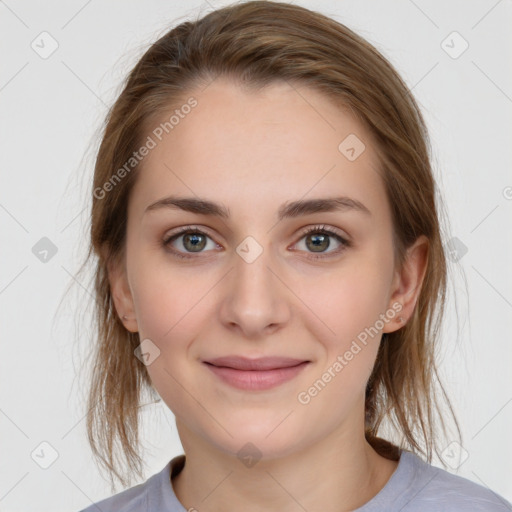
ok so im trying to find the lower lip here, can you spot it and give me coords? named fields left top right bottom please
left=204, top=362, right=310, bottom=391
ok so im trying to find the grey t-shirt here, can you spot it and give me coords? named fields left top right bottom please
left=79, top=449, right=512, bottom=511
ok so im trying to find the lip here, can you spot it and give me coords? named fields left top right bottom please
left=203, top=356, right=310, bottom=391
left=204, top=356, right=308, bottom=371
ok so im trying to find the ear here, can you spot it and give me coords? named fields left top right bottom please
left=102, top=244, right=139, bottom=333
left=383, top=235, right=428, bottom=333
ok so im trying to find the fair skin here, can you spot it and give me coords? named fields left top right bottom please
left=108, top=77, right=428, bottom=512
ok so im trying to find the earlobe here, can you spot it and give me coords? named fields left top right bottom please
left=104, top=248, right=139, bottom=333
left=383, top=235, right=429, bottom=334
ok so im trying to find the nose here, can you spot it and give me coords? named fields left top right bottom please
left=219, top=242, right=291, bottom=339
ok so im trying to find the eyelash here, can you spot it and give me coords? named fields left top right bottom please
left=162, top=224, right=351, bottom=261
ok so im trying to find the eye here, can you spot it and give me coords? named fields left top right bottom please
left=162, top=224, right=351, bottom=261
left=292, top=224, right=351, bottom=260
left=162, top=226, right=219, bottom=259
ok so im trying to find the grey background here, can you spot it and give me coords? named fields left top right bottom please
left=1, top=1, right=511, bottom=510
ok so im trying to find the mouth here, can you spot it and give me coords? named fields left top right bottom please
left=202, top=356, right=311, bottom=391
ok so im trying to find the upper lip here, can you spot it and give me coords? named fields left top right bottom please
left=203, top=356, right=309, bottom=371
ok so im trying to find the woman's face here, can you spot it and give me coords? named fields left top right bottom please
left=111, top=77, right=424, bottom=459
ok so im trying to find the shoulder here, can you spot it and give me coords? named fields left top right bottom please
left=77, top=457, right=181, bottom=512
left=78, top=480, right=149, bottom=512
left=78, top=476, right=152, bottom=512
left=396, top=450, right=512, bottom=511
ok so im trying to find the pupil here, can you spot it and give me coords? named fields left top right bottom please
left=185, top=233, right=205, bottom=252
left=308, top=233, right=329, bottom=252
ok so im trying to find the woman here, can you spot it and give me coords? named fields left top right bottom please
left=77, top=1, right=511, bottom=510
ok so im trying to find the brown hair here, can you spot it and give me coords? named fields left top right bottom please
left=75, top=0, right=462, bottom=490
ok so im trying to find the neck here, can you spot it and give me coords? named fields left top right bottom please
left=171, top=419, right=399, bottom=512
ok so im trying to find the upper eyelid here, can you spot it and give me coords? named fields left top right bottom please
left=164, top=225, right=217, bottom=242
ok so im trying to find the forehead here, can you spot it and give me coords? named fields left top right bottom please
left=129, top=78, right=388, bottom=223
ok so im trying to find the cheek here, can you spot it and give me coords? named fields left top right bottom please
left=296, top=251, right=394, bottom=402
left=129, top=249, right=210, bottom=340
left=128, top=255, right=218, bottom=389
left=297, top=266, right=389, bottom=417
left=129, top=260, right=213, bottom=416
left=305, top=260, right=391, bottom=344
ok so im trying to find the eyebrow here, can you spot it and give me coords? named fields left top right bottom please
left=144, top=195, right=371, bottom=220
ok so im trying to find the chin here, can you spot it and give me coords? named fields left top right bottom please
left=206, top=414, right=307, bottom=462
